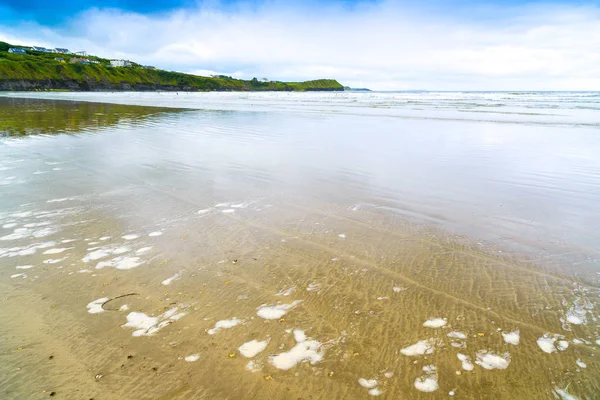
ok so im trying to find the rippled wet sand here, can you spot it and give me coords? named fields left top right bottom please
left=2, top=199, right=599, bottom=399
left=1, top=95, right=600, bottom=399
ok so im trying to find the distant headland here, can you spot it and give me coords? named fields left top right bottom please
left=0, top=42, right=344, bottom=92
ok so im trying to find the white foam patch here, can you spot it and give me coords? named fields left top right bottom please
left=238, top=339, right=270, bottom=358
left=423, top=318, right=447, bottom=328
left=306, top=283, right=322, bottom=292
left=82, top=249, right=110, bottom=262
left=99, top=236, right=111, bottom=241
left=11, top=273, right=27, bottom=278
left=338, top=233, right=346, bottom=238
left=122, top=234, right=139, bottom=240
left=564, top=297, right=592, bottom=326
left=46, top=197, right=76, bottom=203
left=207, top=318, right=242, bottom=335
left=502, top=330, right=520, bottom=345
left=24, top=222, right=52, bottom=228
left=221, top=209, right=235, bottom=213
left=414, top=365, right=438, bottom=392
left=87, top=297, right=109, bottom=314
left=185, top=354, right=200, bottom=362
left=269, top=329, right=324, bottom=370
left=358, top=378, right=378, bottom=389
left=447, top=331, right=467, bottom=339
left=122, top=307, right=186, bottom=337
left=576, top=359, right=586, bottom=368
left=557, top=340, right=569, bottom=351
left=2, top=223, right=18, bottom=229
left=96, top=256, right=142, bottom=270
left=32, top=227, right=58, bottom=238
left=149, top=231, right=163, bottom=237
left=457, top=353, right=474, bottom=371
left=197, top=209, right=212, bottom=215
left=135, top=247, right=152, bottom=255
left=475, top=350, right=511, bottom=370
left=537, top=333, right=568, bottom=354
left=15, top=265, right=33, bottom=269
left=43, top=257, right=68, bottom=264
left=401, top=339, right=439, bottom=356
left=392, top=285, right=407, bottom=292
left=42, top=247, right=71, bottom=255
left=368, top=388, right=382, bottom=396
left=256, top=300, right=302, bottom=319
left=275, top=287, right=296, bottom=296
left=161, top=272, right=181, bottom=286
left=119, top=305, right=129, bottom=311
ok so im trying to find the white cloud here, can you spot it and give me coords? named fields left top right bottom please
left=1, top=1, right=600, bottom=90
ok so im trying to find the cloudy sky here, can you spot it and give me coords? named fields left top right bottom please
left=1, top=0, right=599, bottom=90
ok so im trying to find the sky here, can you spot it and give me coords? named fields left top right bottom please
left=1, top=0, right=599, bottom=90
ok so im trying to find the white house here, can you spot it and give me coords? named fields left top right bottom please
left=8, top=48, right=27, bottom=54
left=110, top=59, right=132, bottom=67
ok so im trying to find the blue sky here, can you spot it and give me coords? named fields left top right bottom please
left=1, top=0, right=599, bottom=90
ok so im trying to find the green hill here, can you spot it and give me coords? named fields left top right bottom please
left=0, top=42, right=343, bottom=92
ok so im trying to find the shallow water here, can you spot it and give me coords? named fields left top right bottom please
left=1, top=93, right=599, bottom=399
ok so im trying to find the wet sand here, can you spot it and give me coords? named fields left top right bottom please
left=1, top=94, right=599, bottom=399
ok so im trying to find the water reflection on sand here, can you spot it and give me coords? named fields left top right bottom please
left=1, top=93, right=599, bottom=399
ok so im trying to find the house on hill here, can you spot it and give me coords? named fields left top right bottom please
left=30, top=46, right=53, bottom=52
left=55, top=48, right=71, bottom=54
left=8, top=48, right=27, bottom=54
left=110, top=59, right=132, bottom=67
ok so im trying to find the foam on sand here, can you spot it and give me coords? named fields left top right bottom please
left=43, top=247, right=71, bottom=255
left=368, top=388, right=382, bottom=396
left=475, top=350, right=511, bottom=370
left=184, top=354, right=200, bottom=362
left=238, top=339, right=270, bottom=358
left=502, top=330, right=520, bottom=345
left=576, top=359, right=586, bottom=368
left=269, top=329, right=324, bottom=370
left=161, top=272, right=181, bottom=286
left=414, top=365, right=438, bottom=392
left=537, top=333, right=569, bottom=354
left=256, top=300, right=302, bottom=319
left=423, top=318, right=447, bottom=328
left=122, top=307, right=187, bottom=337
left=400, top=339, right=440, bottom=356
left=87, top=297, right=109, bottom=314
left=207, top=318, right=242, bottom=335
left=457, top=353, right=474, bottom=371
left=358, top=378, right=378, bottom=389
left=11, top=273, right=27, bottom=278
left=447, top=331, right=467, bottom=339
left=122, top=234, right=140, bottom=240
left=15, top=265, right=33, bottom=269
left=149, top=231, right=163, bottom=237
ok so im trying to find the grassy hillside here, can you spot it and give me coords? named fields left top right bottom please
left=0, top=42, right=343, bottom=92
